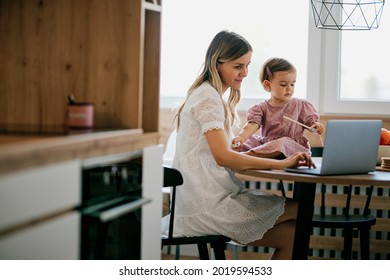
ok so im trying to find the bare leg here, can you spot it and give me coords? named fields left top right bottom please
left=248, top=220, right=296, bottom=259
left=235, top=198, right=298, bottom=260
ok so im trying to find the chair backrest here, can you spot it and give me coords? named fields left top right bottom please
left=319, top=184, right=374, bottom=217
left=163, top=165, right=183, bottom=239
left=312, top=147, right=374, bottom=217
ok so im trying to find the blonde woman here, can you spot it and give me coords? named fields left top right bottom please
left=161, top=31, right=314, bottom=260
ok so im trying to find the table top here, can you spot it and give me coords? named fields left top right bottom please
left=234, top=158, right=390, bottom=187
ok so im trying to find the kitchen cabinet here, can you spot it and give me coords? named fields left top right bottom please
left=0, top=0, right=161, bottom=134
left=0, top=160, right=80, bottom=259
left=0, top=160, right=80, bottom=231
left=0, top=212, right=79, bottom=260
left=0, top=140, right=163, bottom=259
left=0, top=0, right=163, bottom=259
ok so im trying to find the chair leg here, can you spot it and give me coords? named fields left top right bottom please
left=197, top=243, right=210, bottom=260
left=211, top=241, right=227, bottom=260
left=278, top=180, right=286, bottom=198
left=175, top=245, right=181, bottom=260
left=228, top=243, right=239, bottom=260
left=343, top=228, right=353, bottom=260
left=359, top=227, right=371, bottom=260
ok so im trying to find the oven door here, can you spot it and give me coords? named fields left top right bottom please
left=80, top=195, right=150, bottom=260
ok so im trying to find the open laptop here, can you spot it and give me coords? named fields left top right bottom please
left=286, top=120, right=382, bottom=175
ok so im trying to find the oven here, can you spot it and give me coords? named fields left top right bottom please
left=79, top=151, right=150, bottom=260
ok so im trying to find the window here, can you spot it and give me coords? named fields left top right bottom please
left=341, top=25, right=390, bottom=102
left=309, top=5, right=390, bottom=116
left=160, top=0, right=309, bottom=111
left=160, top=1, right=389, bottom=116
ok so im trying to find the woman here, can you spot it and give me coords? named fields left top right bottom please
left=161, top=30, right=314, bottom=259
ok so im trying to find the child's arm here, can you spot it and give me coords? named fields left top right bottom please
left=300, top=100, right=325, bottom=135
left=232, top=122, right=260, bottom=149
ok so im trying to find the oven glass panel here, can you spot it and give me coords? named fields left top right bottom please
left=80, top=157, right=143, bottom=259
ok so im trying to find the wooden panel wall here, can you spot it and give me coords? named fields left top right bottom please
left=0, top=0, right=146, bottom=133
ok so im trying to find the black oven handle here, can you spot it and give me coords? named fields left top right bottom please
left=94, top=197, right=151, bottom=223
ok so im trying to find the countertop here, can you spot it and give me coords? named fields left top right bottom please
left=0, top=129, right=160, bottom=174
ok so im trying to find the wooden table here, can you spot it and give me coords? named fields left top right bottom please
left=234, top=160, right=390, bottom=260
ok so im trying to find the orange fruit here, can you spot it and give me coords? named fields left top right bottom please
left=380, top=128, right=390, bottom=145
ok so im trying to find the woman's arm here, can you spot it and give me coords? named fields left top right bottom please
left=205, top=129, right=314, bottom=171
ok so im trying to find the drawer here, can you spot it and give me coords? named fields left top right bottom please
left=0, top=211, right=79, bottom=259
left=0, top=160, right=81, bottom=231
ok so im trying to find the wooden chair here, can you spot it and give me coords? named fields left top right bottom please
left=280, top=147, right=377, bottom=259
left=161, top=166, right=231, bottom=260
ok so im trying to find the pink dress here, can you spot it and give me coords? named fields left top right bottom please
left=242, top=98, right=319, bottom=157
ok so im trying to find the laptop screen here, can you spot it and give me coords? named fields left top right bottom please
left=287, top=120, right=382, bottom=175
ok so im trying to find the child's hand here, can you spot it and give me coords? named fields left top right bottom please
left=232, top=136, right=244, bottom=150
left=313, top=122, right=325, bottom=134
left=311, top=122, right=325, bottom=135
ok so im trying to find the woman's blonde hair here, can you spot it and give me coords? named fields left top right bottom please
left=175, top=30, right=252, bottom=132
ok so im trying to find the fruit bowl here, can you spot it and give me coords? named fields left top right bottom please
left=377, top=145, right=390, bottom=165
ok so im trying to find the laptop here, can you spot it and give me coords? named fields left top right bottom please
left=286, top=120, right=382, bottom=175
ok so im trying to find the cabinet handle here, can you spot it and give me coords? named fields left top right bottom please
left=97, top=197, right=151, bottom=222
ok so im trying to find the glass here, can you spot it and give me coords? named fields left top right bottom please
left=340, top=6, right=390, bottom=101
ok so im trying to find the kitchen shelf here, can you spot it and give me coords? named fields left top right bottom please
left=0, top=0, right=162, bottom=135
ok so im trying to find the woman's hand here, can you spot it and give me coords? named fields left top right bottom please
left=282, top=152, right=316, bottom=169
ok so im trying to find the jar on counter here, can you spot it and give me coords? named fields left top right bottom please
left=67, top=102, right=94, bottom=128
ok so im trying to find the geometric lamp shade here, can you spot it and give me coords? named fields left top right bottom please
left=310, top=0, right=385, bottom=30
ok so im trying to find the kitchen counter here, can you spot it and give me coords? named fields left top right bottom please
left=0, top=129, right=160, bottom=174
left=0, top=128, right=163, bottom=259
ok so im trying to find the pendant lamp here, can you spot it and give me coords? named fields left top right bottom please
left=311, top=0, right=385, bottom=30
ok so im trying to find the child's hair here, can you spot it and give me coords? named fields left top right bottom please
left=260, top=57, right=296, bottom=83
left=175, top=30, right=252, bottom=131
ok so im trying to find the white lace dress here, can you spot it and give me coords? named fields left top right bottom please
left=161, top=82, right=285, bottom=245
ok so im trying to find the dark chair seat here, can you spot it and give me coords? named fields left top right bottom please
left=161, top=235, right=231, bottom=260
left=162, top=235, right=231, bottom=246
left=161, top=166, right=231, bottom=260
left=312, top=214, right=376, bottom=228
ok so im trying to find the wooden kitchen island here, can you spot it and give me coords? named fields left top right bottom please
left=0, top=130, right=163, bottom=260
left=0, top=0, right=164, bottom=260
